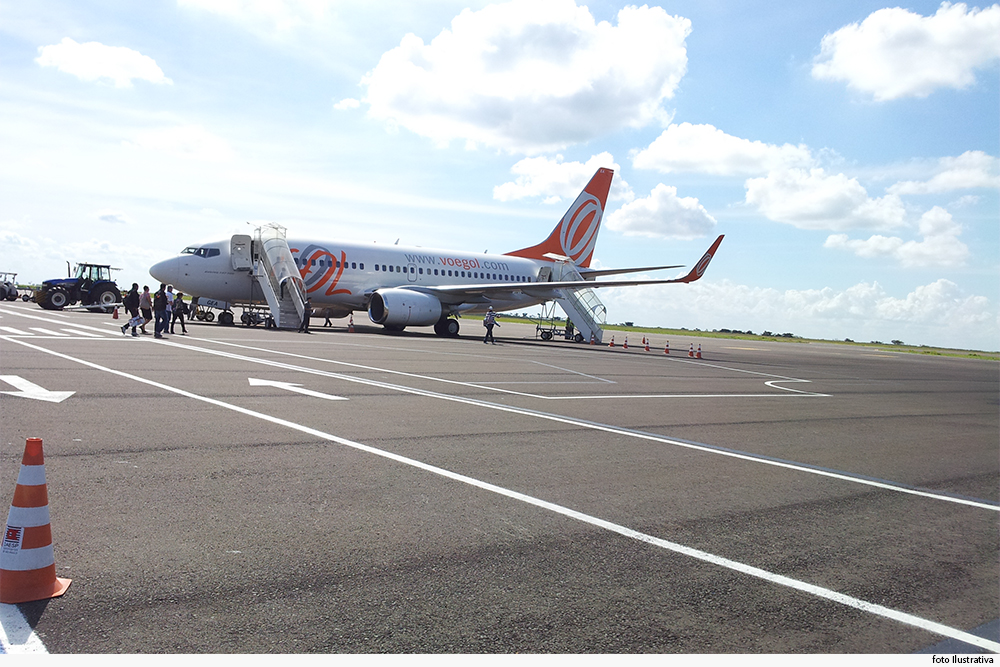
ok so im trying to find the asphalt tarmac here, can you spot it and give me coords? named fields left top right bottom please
left=0, top=301, right=997, bottom=654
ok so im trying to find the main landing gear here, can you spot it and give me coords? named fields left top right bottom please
left=433, top=318, right=460, bottom=337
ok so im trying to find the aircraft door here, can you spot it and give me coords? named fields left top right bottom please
left=406, top=263, right=417, bottom=282
left=231, top=234, right=253, bottom=271
left=537, top=266, right=552, bottom=282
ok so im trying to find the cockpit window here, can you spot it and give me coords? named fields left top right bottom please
left=180, top=247, right=220, bottom=258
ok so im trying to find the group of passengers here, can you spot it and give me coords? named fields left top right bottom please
left=121, top=283, right=189, bottom=338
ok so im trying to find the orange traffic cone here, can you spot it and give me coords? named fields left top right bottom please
left=696, top=344, right=703, bottom=359
left=348, top=314, right=355, bottom=333
left=644, top=338, right=650, bottom=352
left=589, top=333, right=595, bottom=345
left=664, top=340, right=670, bottom=355
left=688, top=344, right=694, bottom=358
left=623, top=336, right=628, bottom=349
left=1, top=438, right=71, bottom=604
left=609, top=336, right=615, bottom=348
left=112, top=307, right=119, bottom=320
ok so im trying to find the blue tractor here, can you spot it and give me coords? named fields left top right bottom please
left=35, top=263, right=121, bottom=312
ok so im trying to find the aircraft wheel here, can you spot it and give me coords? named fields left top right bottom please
left=445, top=319, right=460, bottom=337
left=218, top=311, right=234, bottom=326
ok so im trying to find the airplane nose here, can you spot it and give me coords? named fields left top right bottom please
left=149, top=256, right=179, bottom=285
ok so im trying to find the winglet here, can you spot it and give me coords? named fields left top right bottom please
left=676, top=235, right=724, bottom=283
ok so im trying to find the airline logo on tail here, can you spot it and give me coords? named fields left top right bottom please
left=506, top=167, right=614, bottom=268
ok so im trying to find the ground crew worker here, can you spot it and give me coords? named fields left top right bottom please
left=483, top=306, right=499, bottom=344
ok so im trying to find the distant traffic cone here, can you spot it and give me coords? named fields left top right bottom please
left=664, top=340, right=670, bottom=355
left=609, top=336, right=615, bottom=348
left=696, top=344, right=702, bottom=359
left=644, top=338, right=650, bottom=352
left=1, top=438, right=71, bottom=604
left=112, top=307, right=119, bottom=320
left=589, top=333, right=595, bottom=345
left=348, top=314, right=355, bottom=333
left=623, top=336, right=628, bottom=349
left=688, top=344, right=694, bottom=358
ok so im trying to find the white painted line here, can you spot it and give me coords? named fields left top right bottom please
left=247, top=377, right=348, bottom=401
left=0, top=309, right=827, bottom=397
left=527, top=360, right=617, bottom=384
left=4, top=335, right=997, bottom=653
left=0, top=604, right=48, bottom=654
left=0, top=327, right=31, bottom=335
left=156, top=337, right=995, bottom=512
left=206, top=338, right=830, bottom=400
left=28, top=328, right=69, bottom=336
left=60, top=329, right=106, bottom=338
left=0, top=313, right=986, bottom=509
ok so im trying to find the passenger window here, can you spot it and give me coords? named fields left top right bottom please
left=359, top=263, right=363, bottom=270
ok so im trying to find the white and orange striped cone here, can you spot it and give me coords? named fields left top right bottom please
left=623, top=336, right=628, bottom=349
left=664, top=340, right=670, bottom=355
left=589, top=333, right=595, bottom=345
left=696, top=344, right=703, bottom=359
left=1, top=438, right=71, bottom=604
left=644, top=338, right=650, bottom=352
left=609, top=335, right=615, bottom=348
left=688, top=343, right=695, bottom=358
left=348, top=314, right=355, bottom=333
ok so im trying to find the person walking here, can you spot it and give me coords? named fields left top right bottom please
left=298, top=298, right=312, bottom=333
left=153, top=284, right=169, bottom=339
left=165, top=285, right=174, bottom=324
left=171, top=291, right=188, bottom=334
left=483, top=305, right=499, bottom=344
left=121, top=283, right=140, bottom=336
left=138, top=285, right=152, bottom=335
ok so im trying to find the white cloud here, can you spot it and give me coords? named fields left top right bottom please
left=888, top=150, right=1000, bottom=194
left=493, top=153, right=632, bottom=203
left=94, top=209, right=133, bottom=225
left=824, top=206, right=970, bottom=268
left=745, top=168, right=907, bottom=231
left=632, top=123, right=815, bottom=175
left=601, top=278, right=996, bottom=350
left=123, top=125, right=236, bottom=162
left=36, top=38, right=173, bottom=88
left=605, top=183, right=716, bottom=240
left=360, top=0, right=690, bottom=153
left=812, top=2, right=1000, bottom=101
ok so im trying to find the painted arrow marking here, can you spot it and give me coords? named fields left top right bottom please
left=0, top=376, right=75, bottom=403
left=247, top=378, right=348, bottom=401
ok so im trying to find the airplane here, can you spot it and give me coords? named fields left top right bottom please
left=149, top=168, right=724, bottom=338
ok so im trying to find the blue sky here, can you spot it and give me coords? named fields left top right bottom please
left=1, top=0, right=997, bottom=349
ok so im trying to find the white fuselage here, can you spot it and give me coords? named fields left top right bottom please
left=149, top=237, right=555, bottom=318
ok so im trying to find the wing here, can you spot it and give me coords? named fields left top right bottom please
left=403, top=235, right=724, bottom=305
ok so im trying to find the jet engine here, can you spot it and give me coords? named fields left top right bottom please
left=368, top=289, right=443, bottom=327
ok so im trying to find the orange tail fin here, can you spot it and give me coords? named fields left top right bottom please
left=505, top=168, right=614, bottom=268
